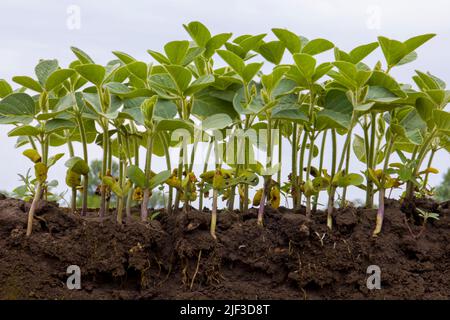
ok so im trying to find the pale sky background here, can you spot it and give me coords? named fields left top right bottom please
left=0, top=0, right=449, bottom=206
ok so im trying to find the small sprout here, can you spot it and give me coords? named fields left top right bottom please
left=417, top=208, right=440, bottom=223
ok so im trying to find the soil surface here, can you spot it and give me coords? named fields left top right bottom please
left=0, top=193, right=449, bottom=300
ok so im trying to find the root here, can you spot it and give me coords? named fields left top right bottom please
left=181, top=257, right=189, bottom=286
left=140, top=259, right=151, bottom=289
left=190, top=250, right=202, bottom=290
left=403, top=216, right=426, bottom=239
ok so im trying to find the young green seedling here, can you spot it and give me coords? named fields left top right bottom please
left=126, top=165, right=171, bottom=221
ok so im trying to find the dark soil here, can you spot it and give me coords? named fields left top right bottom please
left=0, top=195, right=449, bottom=300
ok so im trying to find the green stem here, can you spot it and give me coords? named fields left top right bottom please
left=174, top=146, right=183, bottom=212
left=277, top=122, right=282, bottom=186
left=199, top=138, right=213, bottom=211
left=373, top=135, right=395, bottom=236
left=106, top=131, right=113, bottom=212
left=407, top=129, right=437, bottom=201
left=210, top=189, right=218, bottom=239
left=422, top=149, right=436, bottom=190
left=243, top=122, right=250, bottom=214
left=257, top=114, right=272, bottom=226
left=313, top=130, right=327, bottom=212
left=298, top=129, right=308, bottom=206
left=327, top=129, right=337, bottom=229
left=291, top=123, right=299, bottom=209
left=117, top=133, right=125, bottom=224
left=99, top=124, right=108, bottom=218
left=211, top=138, right=221, bottom=239
left=341, top=134, right=352, bottom=207
left=305, top=131, right=315, bottom=217
left=76, top=115, right=89, bottom=216
left=28, top=137, right=38, bottom=151
left=26, top=182, right=42, bottom=237
left=160, top=133, right=173, bottom=213
left=67, top=136, right=77, bottom=214
left=141, top=131, right=153, bottom=221
left=363, top=116, right=371, bottom=207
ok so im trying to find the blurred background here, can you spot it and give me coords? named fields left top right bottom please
left=0, top=0, right=449, bottom=207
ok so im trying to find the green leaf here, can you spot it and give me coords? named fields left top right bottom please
left=397, top=51, right=417, bottom=66
left=164, top=65, right=192, bottom=94
left=149, top=170, right=171, bottom=189
left=237, top=34, right=266, bottom=53
left=8, top=125, right=40, bottom=137
left=378, top=34, right=435, bottom=68
left=44, top=119, right=76, bottom=134
left=127, top=61, right=148, bottom=81
left=126, top=165, right=147, bottom=188
left=70, top=47, right=95, bottom=64
left=348, top=42, right=379, bottom=63
left=232, top=86, right=265, bottom=115
left=12, top=76, right=43, bottom=92
left=433, top=110, right=450, bottom=134
left=183, top=21, right=211, bottom=47
left=45, top=69, right=75, bottom=92
left=149, top=73, right=178, bottom=96
left=404, top=34, right=436, bottom=53
left=65, top=156, right=89, bottom=175
left=317, top=89, right=352, bottom=130
left=414, top=70, right=441, bottom=90
left=390, top=124, right=423, bottom=145
left=47, top=153, right=65, bottom=168
left=312, top=63, right=333, bottom=82
left=217, top=50, right=245, bottom=75
left=202, top=113, right=233, bottom=130
left=352, top=134, right=366, bottom=163
left=337, top=173, right=364, bottom=187
left=140, top=96, right=158, bottom=124
left=258, top=41, right=285, bottom=64
left=242, top=62, right=263, bottom=83
left=366, top=86, right=400, bottom=103
left=104, top=82, right=131, bottom=95
left=192, top=88, right=239, bottom=120
left=182, top=47, right=204, bottom=67
left=293, top=53, right=316, bottom=80
left=23, top=149, right=41, bottom=163
left=415, top=97, right=434, bottom=125
left=184, top=74, right=215, bottom=96
left=147, top=50, right=170, bottom=64
left=164, top=40, right=190, bottom=65
left=154, top=99, right=178, bottom=119
left=368, top=71, right=406, bottom=98
left=302, top=38, right=334, bottom=55
left=35, top=59, right=59, bottom=85
left=272, top=94, right=308, bottom=123
left=272, top=28, right=301, bottom=54
left=112, top=51, right=136, bottom=64
left=155, top=119, right=194, bottom=135
left=75, top=64, right=106, bottom=87
left=103, top=176, right=123, bottom=197
left=0, top=92, right=36, bottom=124
left=0, top=79, right=12, bottom=98
left=205, top=33, right=232, bottom=58
left=354, top=102, right=375, bottom=112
